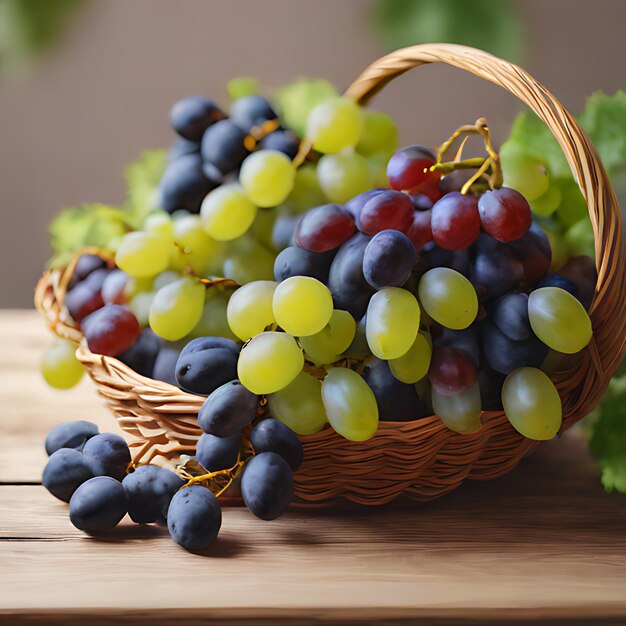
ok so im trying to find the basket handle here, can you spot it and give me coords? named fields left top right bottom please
left=344, top=43, right=625, bottom=379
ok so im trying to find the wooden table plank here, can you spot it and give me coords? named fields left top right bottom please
left=1, top=310, right=626, bottom=624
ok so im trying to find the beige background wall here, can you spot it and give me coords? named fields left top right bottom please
left=1, top=0, right=625, bottom=307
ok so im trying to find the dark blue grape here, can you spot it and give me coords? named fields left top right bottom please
left=67, top=254, right=107, bottom=290
left=45, top=420, right=99, bottom=456
left=363, top=229, right=416, bottom=289
left=158, top=153, right=217, bottom=214
left=170, top=96, right=224, bottom=141
left=271, top=214, right=298, bottom=250
left=230, top=95, right=277, bottom=132
left=198, top=380, right=258, bottom=437
left=196, top=433, right=241, bottom=471
left=487, top=293, right=531, bottom=341
left=421, top=243, right=471, bottom=277
left=273, top=246, right=334, bottom=283
left=362, top=358, right=429, bottom=422
left=122, top=465, right=184, bottom=524
left=241, top=452, right=293, bottom=521
left=201, top=120, right=248, bottom=175
left=433, top=326, right=480, bottom=365
left=175, top=337, right=239, bottom=395
left=250, top=419, right=303, bottom=471
left=43, top=449, right=93, bottom=502
left=557, top=255, right=597, bottom=310
left=480, top=322, right=530, bottom=375
left=259, top=129, right=300, bottom=159
left=409, top=192, right=434, bottom=210
left=168, top=137, right=200, bottom=161
left=536, top=273, right=579, bottom=299
left=167, top=485, right=221, bottom=551
left=116, top=328, right=161, bottom=377
left=152, top=342, right=183, bottom=386
left=82, top=433, right=131, bottom=482
left=510, top=222, right=551, bottom=287
left=69, top=476, right=127, bottom=533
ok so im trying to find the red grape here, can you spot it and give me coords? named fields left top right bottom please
left=429, top=346, right=478, bottom=395
left=431, top=192, right=480, bottom=250
left=295, top=204, right=356, bottom=252
left=406, top=209, right=433, bottom=251
left=357, top=190, right=413, bottom=235
left=65, top=268, right=108, bottom=322
left=387, top=145, right=440, bottom=192
left=345, top=188, right=386, bottom=220
left=82, top=304, right=141, bottom=356
left=477, top=187, right=532, bottom=242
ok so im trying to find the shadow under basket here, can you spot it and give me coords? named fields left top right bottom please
left=35, top=44, right=625, bottom=506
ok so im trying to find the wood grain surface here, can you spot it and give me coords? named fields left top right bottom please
left=1, top=310, right=625, bottom=625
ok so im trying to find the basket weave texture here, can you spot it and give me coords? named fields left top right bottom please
left=35, top=44, right=625, bottom=506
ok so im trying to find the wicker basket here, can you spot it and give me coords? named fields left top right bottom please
left=35, top=44, right=625, bottom=506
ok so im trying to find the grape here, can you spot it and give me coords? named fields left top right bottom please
left=237, top=332, right=304, bottom=394
left=317, top=153, right=372, bottom=204
left=357, top=189, right=413, bottom=235
left=477, top=187, right=531, bottom=242
left=429, top=346, right=477, bottom=395
left=502, top=367, right=562, bottom=440
left=273, top=246, right=334, bottom=283
left=298, top=309, right=356, bottom=365
left=345, top=188, right=385, bottom=220
left=82, top=304, right=140, bottom=356
left=172, top=214, right=220, bottom=275
left=431, top=192, right=480, bottom=250
left=322, top=367, right=378, bottom=440
left=305, top=97, right=364, bottom=154
left=201, top=119, right=248, bottom=175
left=433, top=326, right=480, bottom=365
left=500, top=146, right=549, bottom=201
left=267, top=371, right=327, bottom=435
left=536, top=273, right=579, bottom=300
left=510, top=222, right=551, bottom=287
left=295, top=204, right=356, bottom=253
left=41, top=339, right=84, bottom=389
left=250, top=419, right=303, bottom=471
left=158, top=154, right=217, bottom=214
left=558, top=255, right=597, bottom=310
left=230, top=94, right=277, bottom=131
left=241, top=452, right=293, bottom=520
left=168, top=137, right=200, bottom=161
left=556, top=182, right=588, bottom=227
left=389, top=331, right=431, bottom=384
left=122, top=465, right=184, bottom=524
left=327, top=233, right=374, bottom=320
left=43, top=448, right=93, bottom=502
left=343, top=315, right=369, bottom=359
left=116, top=328, right=161, bottom=377
left=222, top=236, right=276, bottom=284
left=362, top=358, right=428, bottom=422
left=45, top=420, right=99, bottom=456
left=65, top=268, right=108, bottom=322
left=528, top=287, right=592, bottom=354
left=356, top=111, right=398, bottom=157
left=67, top=254, right=107, bottom=289
left=191, top=292, right=238, bottom=342
left=101, top=269, right=128, bottom=305
left=82, top=433, right=131, bottom=482
left=149, top=278, right=205, bottom=341
left=198, top=380, right=258, bottom=437
left=167, top=485, right=222, bottom=551
left=488, top=293, right=530, bottom=341
left=175, top=337, right=239, bottom=395
left=530, top=185, right=561, bottom=217
left=387, top=145, right=439, bottom=192
left=420, top=243, right=471, bottom=277
left=271, top=213, right=298, bottom=250
left=170, top=96, right=223, bottom=140
left=240, top=150, right=295, bottom=208
left=259, top=129, right=300, bottom=159
left=200, top=183, right=257, bottom=240
left=128, top=291, right=154, bottom=327
left=366, top=287, right=420, bottom=359
left=544, top=226, right=570, bottom=271
left=432, top=382, right=482, bottom=434
left=470, top=236, right=524, bottom=301
left=480, top=321, right=533, bottom=375
left=145, top=210, right=174, bottom=238
left=478, top=368, right=505, bottom=411
left=418, top=268, right=477, bottom=330
left=406, top=209, right=433, bottom=251
left=565, top=218, right=595, bottom=258
left=196, top=432, right=241, bottom=471
left=363, top=229, right=416, bottom=289
left=69, top=476, right=128, bottom=533
left=152, top=342, right=182, bottom=387
left=224, top=281, right=276, bottom=343
left=273, top=276, right=333, bottom=337
left=286, top=164, right=327, bottom=213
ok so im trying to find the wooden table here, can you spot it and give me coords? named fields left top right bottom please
left=1, top=310, right=625, bottom=625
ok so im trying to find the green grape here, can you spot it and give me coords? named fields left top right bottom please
left=149, top=277, right=205, bottom=341
left=389, top=331, right=432, bottom=384
left=250, top=207, right=277, bottom=250
left=432, top=382, right=482, bottom=434
left=555, top=181, right=588, bottom=228
left=321, top=367, right=378, bottom=441
left=153, top=270, right=180, bottom=292
left=239, top=150, right=295, bottom=208
left=128, top=291, right=155, bottom=327
left=227, top=280, right=277, bottom=341
left=124, top=276, right=153, bottom=299
left=299, top=309, right=356, bottom=365
left=500, top=145, right=549, bottom=201
left=115, top=232, right=171, bottom=279
left=144, top=211, right=174, bottom=240
left=530, top=185, right=561, bottom=217
left=172, top=214, right=219, bottom=275
left=528, top=286, right=592, bottom=354
left=343, top=316, right=370, bottom=359
left=564, top=217, right=595, bottom=258
left=238, top=331, right=304, bottom=394
left=317, top=152, right=372, bottom=204
left=273, top=276, right=333, bottom=337
left=543, top=226, right=570, bottom=270
left=200, top=183, right=258, bottom=241
left=356, top=111, right=398, bottom=157
left=366, top=287, right=420, bottom=360
left=191, top=291, right=239, bottom=341
left=502, top=367, right=562, bottom=440
left=305, top=97, right=364, bottom=154
left=286, top=164, right=327, bottom=213
left=222, top=236, right=276, bottom=284
left=41, top=339, right=84, bottom=389
left=418, top=268, right=478, bottom=330
left=227, top=76, right=259, bottom=99
left=368, top=152, right=391, bottom=188
left=268, top=371, right=327, bottom=435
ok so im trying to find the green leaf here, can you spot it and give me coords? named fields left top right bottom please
left=123, top=149, right=167, bottom=228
